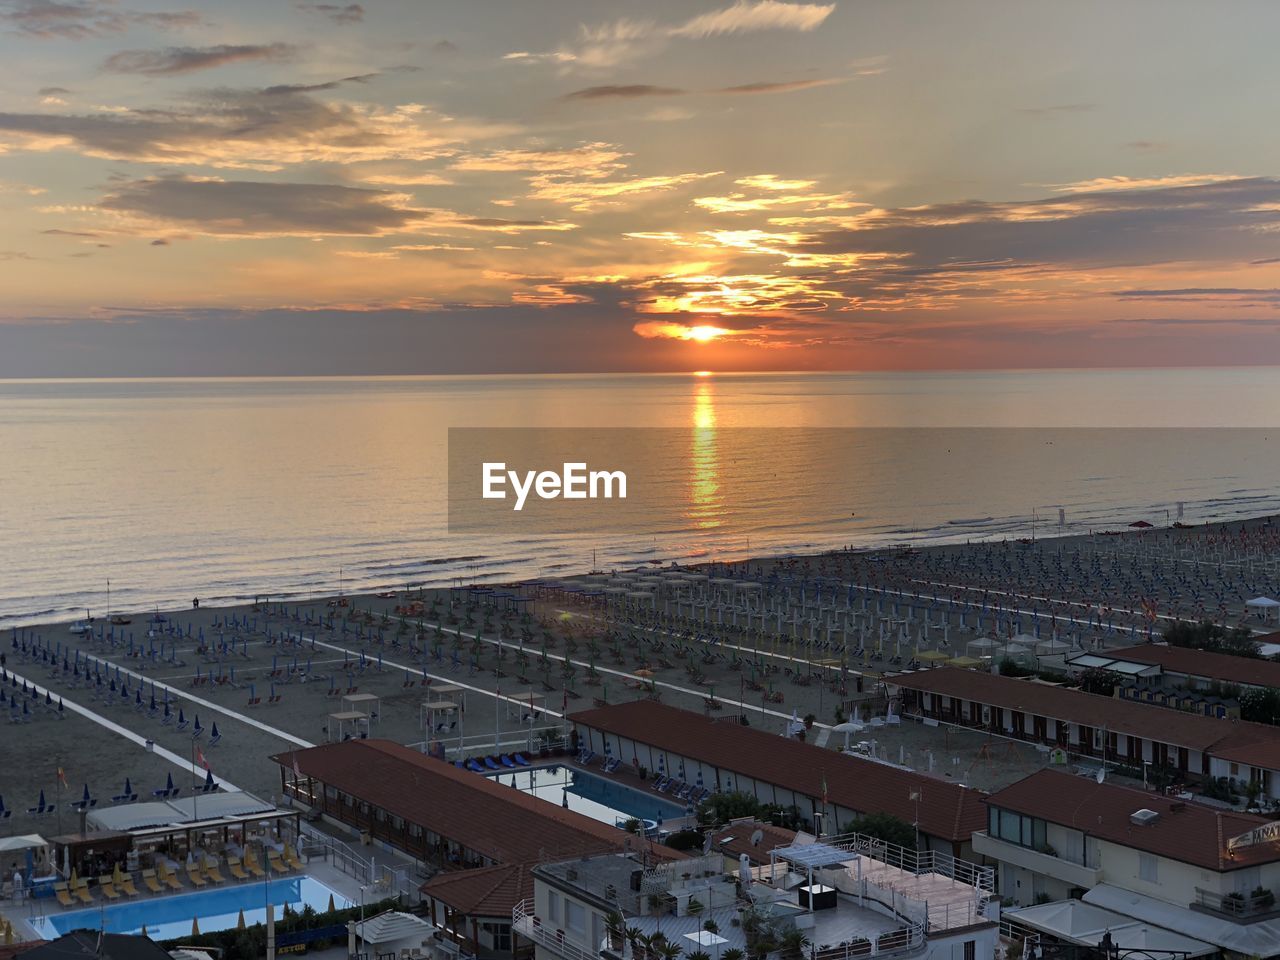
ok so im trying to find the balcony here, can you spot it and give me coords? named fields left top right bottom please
left=1192, top=887, right=1280, bottom=922
left=512, top=900, right=601, bottom=960
left=971, top=832, right=1101, bottom=890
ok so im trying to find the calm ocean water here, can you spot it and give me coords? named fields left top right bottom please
left=3, top=369, right=1280, bottom=627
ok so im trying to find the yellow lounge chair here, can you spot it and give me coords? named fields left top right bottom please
left=55, top=882, right=75, bottom=908
left=243, top=853, right=266, bottom=878
left=203, top=857, right=226, bottom=884
left=186, top=863, right=208, bottom=888
left=119, top=873, right=140, bottom=897
left=159, top=863, right=183, bottom=891
left=282, top=845, right=304, bottom=871
left=143, top=869, right=164, bottom=894
left=266, top=851, right=289, bottom=875
left=98, top=876, right=121, bottom=901
left=72, top=878, right=94, bottom=904
left=227, top=857, right=250, bottom=881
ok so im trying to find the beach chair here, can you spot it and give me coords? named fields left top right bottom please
left=98, top=875, right=121, bottom=901
left=203, top=856, right=226, bottom=884
left=160, top=862, right=183, bottom=891
left=267, top=850, right=289, bottom=875
left=72, top=878, right=94, bottom=903
left=282, top=844, right=303, bottom=871
left=119, top=872, right=140, bottom=897
left=186, top=862, right=208, bottom=887
left=55, top=882, right=75, bottom=908
left=227, top=856, right=250, bottom=881
left=142, top=869, right=164, bottom=894
left=243, top=852, right=266, bottom=878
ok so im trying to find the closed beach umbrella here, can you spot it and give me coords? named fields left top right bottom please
left=327, top=893, right=335, bottom=913
left=140, top=925, right=147, bottom=937
left=237, top=910, right=246, bottom=930
left=191, top=917, right=200, bottom=937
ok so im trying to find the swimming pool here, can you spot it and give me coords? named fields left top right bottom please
left=32, top=876, right=351, bottom=941
left=487, top=765, right=685, bottom=827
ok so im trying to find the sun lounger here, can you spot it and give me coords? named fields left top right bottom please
left=283, top=845, right=304, bottom=871
left=55, top=882, right=75, bottom=908
left=244, top=853, right=266, bottom=878
left=267, top=850, right=289, bottom=875
left=203, top=857, right=226, bottom=884
left=98, top=876, right=121, bottom=901
left=160, top=863, right=183, bottom=891
left=186, top=863, right=208, bottom=887
left=119, top=873, right=140, bottom=897
left=513, top=753, right=530, bottom=766
left=500, top=754, right=515, bottom=768
left=227, top=856, right=250, bottom=881
left=72, top=878, right=93, bottom=903
left=142, top=869, right=164, bottom=894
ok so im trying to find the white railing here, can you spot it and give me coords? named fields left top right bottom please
left=512, top=899, right=602, bottom=960
left=821, top=830, right=995, bottom=894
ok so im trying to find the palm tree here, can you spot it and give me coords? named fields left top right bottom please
left=778, top=930, right=810, bottom=960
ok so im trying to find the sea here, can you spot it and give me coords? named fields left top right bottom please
left=3, top=368, right=1280, bottom=627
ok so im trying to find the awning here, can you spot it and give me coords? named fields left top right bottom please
left=355, top=911, right=435, bottom=945
left=1084, top=883, right=1280, bottom=957
left=1008, top=899, right=1216, bottom=957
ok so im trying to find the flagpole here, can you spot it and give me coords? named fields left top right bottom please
left=192, top=741, right=199, bottom=823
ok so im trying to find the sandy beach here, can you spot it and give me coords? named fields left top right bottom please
left=4, top=515, right=1279, bottom=843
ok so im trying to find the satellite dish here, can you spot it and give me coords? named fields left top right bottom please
left=750, top=829, right=764, bottom=847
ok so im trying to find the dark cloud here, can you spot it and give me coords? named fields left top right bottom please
left=37, top=85, right=71, bottom=95
left=98, top=176, right=428, bottom=236
left=563, top=84, right=685, bottom=100
left=296, top=2, right=363, bottom=24
left=1125, top=140, right=1167, bottom=151
left=42, top=227, right=98, bottom=237
left=103, top=43, right=297, bottom=75
left=0, top=82, right=480, bottom=167
left=431, top=40, right=458, bottom=54
left=0, top=0, right=200, bottom=39
left=261, top=73, right=377, bottom=95
left=1110, top=287, right=1280, bottom=305
left=715, top=78, right=839, bottom=95
left=460, top=217, right=563, bottom=228
left=149, top=238, right=170, bottom=245
left=803, top=179, right=1280, bottom=274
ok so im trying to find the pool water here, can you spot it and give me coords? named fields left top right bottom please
left=488, top=765, right=685, bottom=826
left=33, top=876, right=351, bottom=941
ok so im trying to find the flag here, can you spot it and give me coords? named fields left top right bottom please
left=57, top=767, right=67, bottom=788
left=197, top=747, right=209, bottom=771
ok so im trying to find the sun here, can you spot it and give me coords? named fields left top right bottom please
left=688, top=325, right=728, bottom=343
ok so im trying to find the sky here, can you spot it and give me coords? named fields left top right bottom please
left=1, top=0, right=1280, bottom=375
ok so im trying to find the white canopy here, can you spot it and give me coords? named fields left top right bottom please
left=1246, top=597, right=1280, bottom=608
left=355, top=911, right=435, bottom=946
left=1085, top=883, right=1280, bottom=957
left=1010, top=900, right=1215, bottom=957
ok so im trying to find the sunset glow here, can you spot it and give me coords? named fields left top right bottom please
left=0, top=1, right=1278, bottom=375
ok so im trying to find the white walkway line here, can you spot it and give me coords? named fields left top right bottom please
left=7, top=666, right=243, bottom=793
left=79, top=651, right=313, bottom=748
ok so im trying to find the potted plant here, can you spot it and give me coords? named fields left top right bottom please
left=687, top=897, right=704, bottom=917
left=605, top=912, right=625, bottom=951
left=722, top=950, right=745, bottom=960
left=703, top=920, right=719, bottom=935
left=779, top=930, right=809, bottom=960
left=626, top=928, right=644, bottom=959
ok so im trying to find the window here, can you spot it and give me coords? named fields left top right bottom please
left=483, top=923, right=512, bottom=952
left=565, top=900, right=586, bottom=935
left=548, top=891, right=560, bottom=924
left=1139, top=853, right=1158, bottom=882
left=963, top=941, right=975, bottom=960
left=989, top=807, right=1046, bottom=849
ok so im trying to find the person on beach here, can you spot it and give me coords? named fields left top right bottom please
left=192, top=597, right=200, bottom=609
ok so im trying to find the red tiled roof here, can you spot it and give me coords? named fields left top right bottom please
left=569, top=700, right=987, bottom=843
left=985, top=769, right=1280, bottom=871
left=712, top=820, right=798, bottom=865
left=1105, top=643, right=1280, bottom=690
left=272, top=739, right=636, bottom=864
left=891, top=667, right=1280, bottom=755
left=421, top=862, right=530, bottom=918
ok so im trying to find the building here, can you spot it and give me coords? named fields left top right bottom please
left=517, top=836, right=999, bottom=960
left=979, top=769, right=1280, bottom=958
left=275, top=739, right=678, bottom=959
left=1073, top=643, right=1280, bottom=694
left=19, top=932, right=172, bottom=960
left=890, top=667, right=1280, bottom=796
left=569, top=701, right=987, bottom=856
